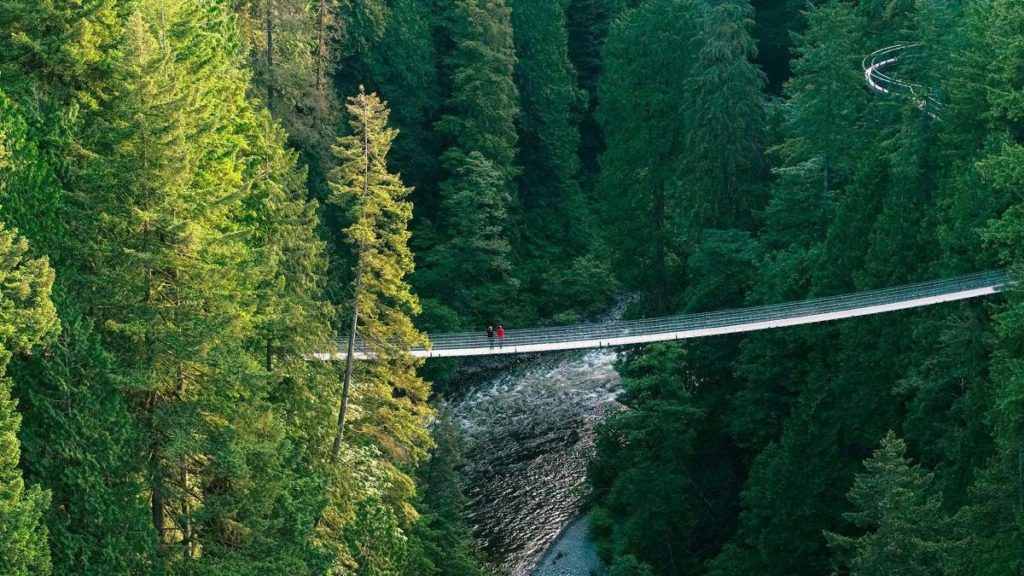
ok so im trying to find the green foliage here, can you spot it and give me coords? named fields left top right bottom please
left=512, top=0, right=601, bottom=316
left=608, top=554, right=655, bottom=576
left=330, top=88, right=432, bottom=463
left=826, top=432, right=960, bottom=575
left=589, top=344, right=704, bottom=574
left=589, top=3, right=1024, bottom=576
left=684, top=0, right=766, bottom=229
left=419, top=0, right=524, bottom=326
left=322, top=89, right=439, bottom=574
left=12, top=302, right=157, bottom=575
left=0, top=221, right=58, bottom=576
left=774, top=0, right=868, bottom=201
left=421, top=151, right=518, bottom=324
left=596, top=0, right=701, bottom=312
left=0, top=0, right=126, bottom=111
left=0, top=128, right=59, bottom=573
left=412, top=410, right=487, bottom=576
left=8, top=0, right=1024, bottom=574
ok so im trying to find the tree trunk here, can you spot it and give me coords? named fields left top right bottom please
left=182, top=466, right=193, bottom=560
left=151, top=453, right=165, bottom=547
left=823, top=155, right=830, bottom=199
left=265, top=0, right=275, bottom=108
left=653, top=185, right=667, bottom=313
left=331, top=265, right=362, bottom=463
left=315, top=0, right=331, bottom=93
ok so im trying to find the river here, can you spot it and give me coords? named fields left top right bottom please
left=448, top=345, right=623, bottom=575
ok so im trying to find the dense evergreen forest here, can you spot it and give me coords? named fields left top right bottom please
left=0, top=0, right=1023, bottom=575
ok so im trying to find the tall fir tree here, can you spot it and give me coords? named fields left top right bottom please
left=512, top=0, right=605, bottom=318
left=420, top=0, right=524, bottom=326
left=412, top=409, right=487, bottom=576
left=596, top=0, right=701, bottom=313
left=588, top=344, right=705, bottom=574
left=684, top=0, right=766, bottom=230
left=321, top=88, right=435, bottom=574
left=0, top=8, right=162, bottom=573
left=72, top=3, right=331, bottom=570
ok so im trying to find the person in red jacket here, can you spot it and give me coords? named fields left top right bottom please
left=496, top=325, right=505, bottom=349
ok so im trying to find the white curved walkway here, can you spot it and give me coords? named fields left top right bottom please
left=863, top=44, right=942, bottom=118
left=311, top=270, right=1010, bottom=360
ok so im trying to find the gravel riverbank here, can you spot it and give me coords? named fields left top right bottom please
left=531, top=515, right=604, bottom=576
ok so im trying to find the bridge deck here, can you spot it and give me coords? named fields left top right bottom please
left=311, top=270, right=1010, bottom=360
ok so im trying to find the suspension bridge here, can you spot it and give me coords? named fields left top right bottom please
left=311, top=270, right=1012, bottom=360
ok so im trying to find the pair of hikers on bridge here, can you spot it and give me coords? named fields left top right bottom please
left=487, top=325, right=506, bottom=349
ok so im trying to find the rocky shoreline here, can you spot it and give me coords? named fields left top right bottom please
left=531, top=515, right=604, bottom=576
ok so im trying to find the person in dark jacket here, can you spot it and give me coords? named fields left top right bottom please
left=487, top=325, right=495, bottom=348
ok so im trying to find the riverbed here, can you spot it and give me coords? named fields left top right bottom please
left=448, top=347, right=622, bottom=575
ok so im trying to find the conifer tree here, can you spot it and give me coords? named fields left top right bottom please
left=0, top=0, right=126, bottom=111
left=512, top=0, right=601, bottom=317
left=338, top=0, right=442, bottom=206
left=596, top=0, right=700, bottom=312
left=826, top=432, right=959, bottom=575
left=244, top=111, right=333, bottom=377
left=329, top=87, right=432, bottom=463
left=0, top=11, right=160, bottom=573
left=425, top=151, right=517, bottom=323
left=588, top=344, right=704, bottom=573
left=11, top=302, right=157, bottom=575
left=233, top=0, right=315, bottom=112
left=413, top=410, right=486, bottom=576
left=435, top=0, right=519, bottom=184
left=421, top=0, right=523, bottom=325
left=775, top=0, right=868, bottom=203
left=684, top=0, right=766, bottom=229
left=233, top=0, right=339, bottom=181
left=321, top=87, right=435, bottom=574
left=0, top=221, right=58, bottom=576
left=76, top=3, right=328, bottom=570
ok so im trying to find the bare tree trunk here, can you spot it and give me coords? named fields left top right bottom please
left=151, top=457, right=164, bottom=542
left=331, top=266, right=362, bottom=463
left=315, top=0, right=332, bottom=93
left=265, top=0, right=275, bottom=108
left=823, top=156, right=830, bottom=199
left=182, top=466, right=193, bottom=560
left=266, top=338, right=274, bottom=372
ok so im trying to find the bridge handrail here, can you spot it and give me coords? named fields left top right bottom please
left=345, top=270, right=1010, bottom=354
